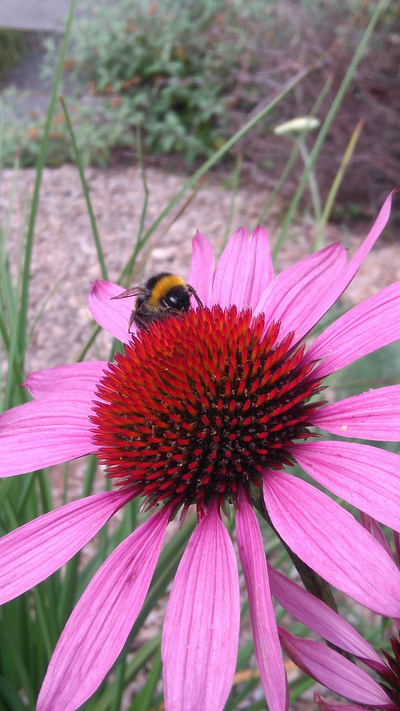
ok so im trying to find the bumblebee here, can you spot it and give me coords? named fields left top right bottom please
left=112, top=272, right=203, bottom=332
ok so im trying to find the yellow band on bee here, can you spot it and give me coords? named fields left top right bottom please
left=148, top=275, right=186, bottom=308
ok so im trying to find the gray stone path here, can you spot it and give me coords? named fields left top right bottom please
left=0, top=0, right=75, bottom=112
left=0, top=0, right=71, bottom=32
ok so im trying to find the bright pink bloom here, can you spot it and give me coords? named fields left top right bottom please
left=272, top=562, right=399, bottom=709
left=1, top=191, right=400, bottom=711
left=270, top=519, right=400, bottom=710
left=280, top=629, right=394, bottom=709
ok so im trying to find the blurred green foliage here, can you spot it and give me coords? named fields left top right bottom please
left=2, top=0, right=272, bottom=166
left=0, top=30, right=24, bottom=81
left=0, top=0, right=398, bottom=176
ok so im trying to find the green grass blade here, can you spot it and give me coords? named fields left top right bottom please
left=60, top=96, right=108, bottom=280
left=272, top=0, right=389, bottom=260
left=17, top=0, right=78, bottom=357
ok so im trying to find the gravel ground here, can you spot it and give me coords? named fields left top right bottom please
left=1, top=163, right=398, bottom=374
left=1, top=163, right=399, bottom=710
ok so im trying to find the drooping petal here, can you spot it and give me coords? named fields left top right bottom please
left=254, top=243, right=347, bottom=343
left=262, top=469, right=400, bottom=617
left=187, top=231, right=215, bottom=307
left=24, top=361, right=106, bottom=400
left=359, top=514, right=396, bottom=577
left=309, top=280, right=400, bottom=379
left=395, top=532, right=400, bottom=572
left=87, top=280, right=134, bottom=343
left=286, top=190, right=396, bottom=342
left=289, top=441, right=400, bottom=531
left=212, top=226, right=273, bottom=310
left=268, top=566, right=384, bottom=669
left=37, top=507, right=170, bottom=711
left=236, top=490, right=288, bottom=711
left=0, top=489, right=134, bottom=604
left=311, top=385, right=400, bottom=440
left=162, top=504, right=240, bottom=711
left=0, top=397, right=94, bottom=476
left=360, top=512, right=392, bottom=555
left=279, top=629, right=392, bottom=707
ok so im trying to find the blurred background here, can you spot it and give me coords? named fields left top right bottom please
left=0, top=0, right=399, bottom=222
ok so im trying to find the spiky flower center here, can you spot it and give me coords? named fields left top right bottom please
left=92, top=305, right=323, bottom=514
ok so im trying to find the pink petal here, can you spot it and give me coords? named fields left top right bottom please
left=212, top=226, right=273, bottom=310
left=262, top=469, right=400, bottom=616
left=24, top=361, right=106, bottom=399
left=289, top=441, right=400, bottom=531
left=162, top=504, right=240, bottom=711
left=360, top=513, right=392, bottom=556
left=0, top=397, right=94, bottom=476
left=311, top=385, right=400, bottom=440
left=187, top=231, right=215, bottom=307
left=344, top=190, right=396, bottom=279
left=279, top=629, right=391, bottom=707
left=0, top=490, right=134, bottom=604
left=236, top=490, right=288, bottom=711
left=254, top=243, right=347, bottom=343
left=268, top=566, right=384, bottom=669
left=286, top=190, right=396, bottom=344
left=308, top=280, right=400, bottom=379
left=37, top=507, right=170, bottom=711
left=87, top=280, right=134, bottom=343
left=359, top=515, right=396, bottom=585
left=395, top=531, right=400, bottom=573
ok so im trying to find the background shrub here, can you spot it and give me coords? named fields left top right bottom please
left=0, top=0, right=399, bottom=219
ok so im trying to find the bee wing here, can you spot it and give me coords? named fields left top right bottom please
left=111, top=286, right=143, bottom=301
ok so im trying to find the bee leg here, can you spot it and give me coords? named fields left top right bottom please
left=130, top=312, right=149, bottom=332
left=187, top=284, right=203, bottom=309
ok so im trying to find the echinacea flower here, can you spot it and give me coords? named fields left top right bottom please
left=272, top=562, right=398, bottom=709
left=282, top=630, right=399, bottom=710
left=272, top=516, right=400, bottom=710
left=275, top=565, right=400, bottom=710
left=1, top=190, right=400, bottom=711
